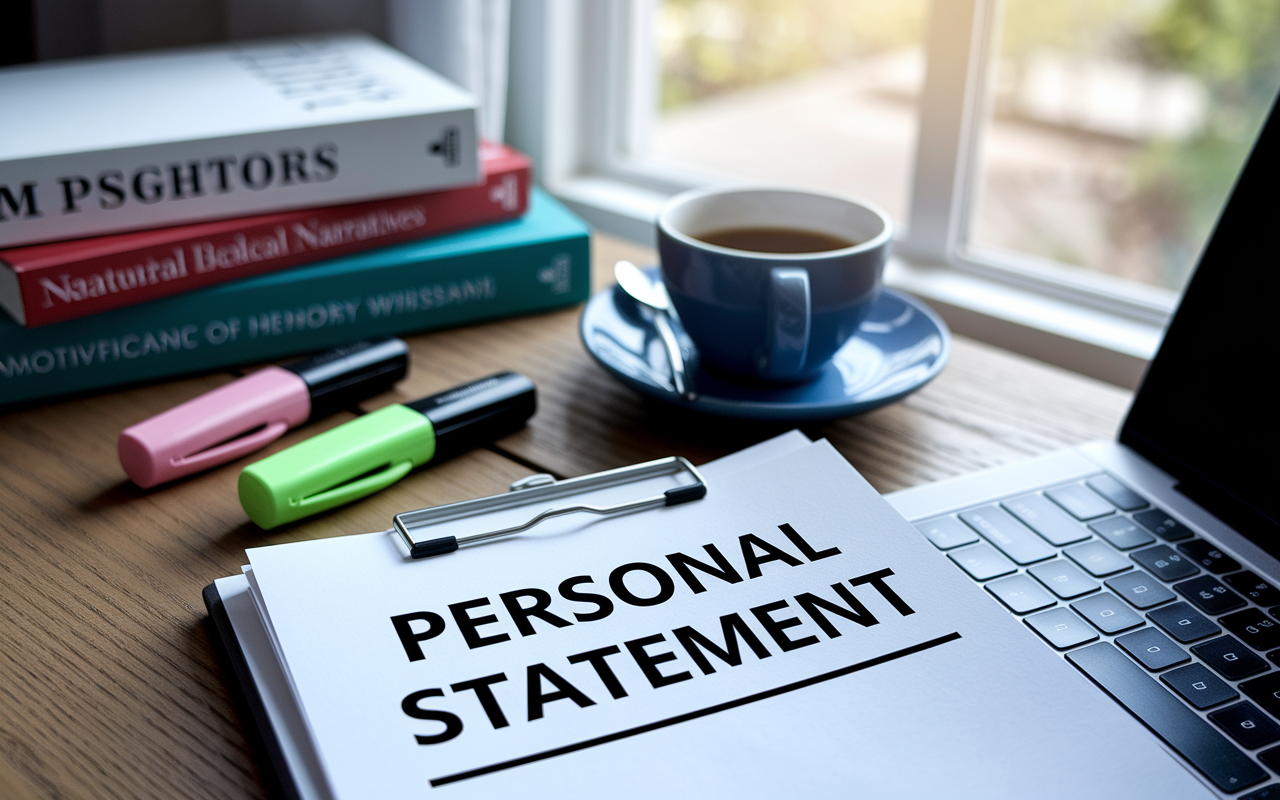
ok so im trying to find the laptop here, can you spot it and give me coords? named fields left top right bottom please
left=885, top=97, right=1279, bottom=797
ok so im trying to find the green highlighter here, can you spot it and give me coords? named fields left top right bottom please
left=239, top=372, right=536, bottom=529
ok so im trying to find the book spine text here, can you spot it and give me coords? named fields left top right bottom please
left=0, top=112, right=479, bottom=247
left=0, top=193, right=588, bottom=405
left=12, top=162, right=528, bottom=327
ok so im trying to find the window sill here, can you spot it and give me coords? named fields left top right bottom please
left=547, top=173, right=1163, bottom=390
left=883, top=257, right=1161, bottom=389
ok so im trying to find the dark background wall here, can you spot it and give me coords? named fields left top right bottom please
left=3, top=0, right=390, bottom=66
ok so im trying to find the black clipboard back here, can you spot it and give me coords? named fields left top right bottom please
left=203, top=581, right=305, bottom=800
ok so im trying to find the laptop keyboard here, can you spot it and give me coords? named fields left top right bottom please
left=917, top=473, right=1280, bottom=797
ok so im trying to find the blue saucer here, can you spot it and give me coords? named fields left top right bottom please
left=580, top=275, right=951, bottom=421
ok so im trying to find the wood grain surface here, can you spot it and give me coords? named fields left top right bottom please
left=366, top=235, right=1133, bottom=489
left=0, top=233, right=1132, bottom=799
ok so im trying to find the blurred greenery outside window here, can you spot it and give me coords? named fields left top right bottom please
left=650, top=0, right=1280, bottom=293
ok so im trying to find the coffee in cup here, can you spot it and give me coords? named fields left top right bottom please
left=693, top=226, right=859, bottom=254
left=658, top=187, right=892, bottom=383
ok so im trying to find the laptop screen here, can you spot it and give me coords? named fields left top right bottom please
left=1120, top=96, right=1279, bottom=548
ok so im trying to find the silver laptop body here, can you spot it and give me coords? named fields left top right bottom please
left=886, top=97, right=1279, bottom=798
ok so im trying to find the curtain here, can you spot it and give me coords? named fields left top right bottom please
left=388, top=0, right=511, bottom=145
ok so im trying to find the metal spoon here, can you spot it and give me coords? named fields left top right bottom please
left=614, top=260, right=697, bottom=401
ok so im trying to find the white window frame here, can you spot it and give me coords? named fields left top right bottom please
left=507, top=0, right=1178, bottom=388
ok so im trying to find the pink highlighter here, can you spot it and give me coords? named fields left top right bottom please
left=118, top=338, right=409, bottom=488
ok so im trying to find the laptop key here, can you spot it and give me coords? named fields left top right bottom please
left=958, top=506, right=1055, bottom=565
left=1176, top=576, right=1247, bottom=615
left=1105, top=570, right=1176, bottom=609
left=1086, top=474, right=1149, bottom=511
left=915, top=516, right=979, bottom=550
left=985, top=574, right=1056, bottom=614
left=1241, top=785, right=1280, bottom=800
left=1225, top=571, right=1280, bottom=606
left=1070, top=592, right=1144, bottom=634
left=1046, top=483, right=1115, bottom=520
left=1243, top=674, right=1280, bottom=718
left=1178, top=540, right=1242, bottom=574
left=1116, top=627, right=1189, bottom=670
left=1260, top=746, right=1280, bottom=772
left=1210, top=702, right=1280, bottom=749
left=1130, top=545, right=1199, bottom=582
left=1222, top=609, right=1280, bottom=652
left=1001, top=493, right=1091, bottom=546
left=1134, top=508, right=1194, bottom=542
left=948, top=544, right=1016, bottom=581
left=1193, top=636, right=1270, bottom=681
left=1088, top=516, right=1156, bottom=550
left=1162, top=663, right=1238, bottom=709
left=1028, top=560, right=1100, bottom=599
left=1064, top=540, right=1130, bottom=577
left=1067, top=642, right=1268, bottom=793
left=1025, top=607, right=1098, bottom=649
left=1149, top=602, right=1221, bottom=643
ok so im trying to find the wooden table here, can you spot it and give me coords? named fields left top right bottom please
left=0, top=234, right=1132, bottom=800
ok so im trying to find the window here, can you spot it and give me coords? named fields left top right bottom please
left=649, top=0, right=928, bottom=229
left=508, top=0, right=1280, bottom=387
left=971, top=0, right=1280, bottom=295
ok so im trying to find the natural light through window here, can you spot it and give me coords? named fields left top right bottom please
left=970, top=0, right=1280, bottom=292
left=645, top=0, right=1280, bottom=295
left=650, top=0, right=928, bottom=229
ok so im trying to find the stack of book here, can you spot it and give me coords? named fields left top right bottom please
left=0, top=34, right=590, bottom=406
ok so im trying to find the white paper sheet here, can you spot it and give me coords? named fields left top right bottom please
left=241, top=437, right=1211, bottom=799
left=219, top=431, right=811, bottom=799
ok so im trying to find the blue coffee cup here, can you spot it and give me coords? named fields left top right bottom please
left=658, top=187, right=892, bottom=383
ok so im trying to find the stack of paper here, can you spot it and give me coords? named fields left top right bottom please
left=206, top=432, right=1205, bottom=799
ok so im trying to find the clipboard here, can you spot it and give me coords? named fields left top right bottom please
left=201, top=431, right=1200, bottom=799
left=394, top=456, right=706, bottom=558
left=205, top=582, right=307, bottom=800
left=203, top=456, right=710, bottom=800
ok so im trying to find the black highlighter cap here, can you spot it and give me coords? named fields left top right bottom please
left=283, top=338, right=410, bottom=421
left=406, top=372, right=537, bottom=461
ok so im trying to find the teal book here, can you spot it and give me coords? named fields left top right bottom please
left=0, top=190, right=589, bottom=405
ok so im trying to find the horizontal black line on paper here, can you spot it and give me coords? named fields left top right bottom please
left=429, top=631, right=963, bottom=788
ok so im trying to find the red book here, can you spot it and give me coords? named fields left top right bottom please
left=0, top=143, right=529, bottom=328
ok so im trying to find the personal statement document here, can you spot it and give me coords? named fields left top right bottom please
left=240, top=439, right=1210, bottom=799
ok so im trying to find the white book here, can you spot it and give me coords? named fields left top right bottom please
left=205, top=433, right=1206, bottom=799
left=0, top=34, right=479, bottom=248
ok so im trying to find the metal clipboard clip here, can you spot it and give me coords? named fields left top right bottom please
left=393, top=456, right=707, bottom=559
